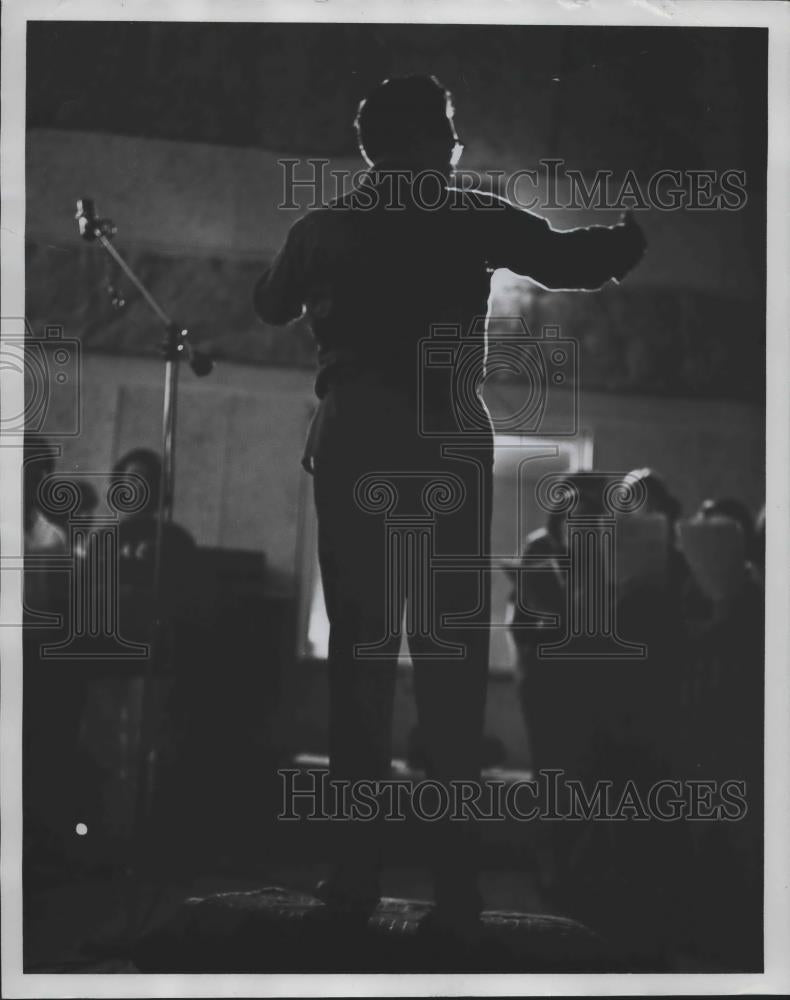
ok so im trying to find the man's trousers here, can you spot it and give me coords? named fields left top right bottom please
left=309, top=376, right=494, bottom=914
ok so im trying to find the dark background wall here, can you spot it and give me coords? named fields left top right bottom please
left=27, top=22, right=767, bottom=176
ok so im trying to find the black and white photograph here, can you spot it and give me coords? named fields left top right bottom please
left=1, top=1, right=788, bottom=995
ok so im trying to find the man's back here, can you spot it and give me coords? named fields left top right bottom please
left=254, top=173, right=645, bottom=398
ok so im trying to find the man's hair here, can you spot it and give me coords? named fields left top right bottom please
left=113, top=447, right=162, bottom=504
left=354, top=75, right=455, bottom=165
left=699, top=496, right=756, bottom=559
left=545, top=475, right=605, bottom=543
left=625, top=467, right=682, bottom=524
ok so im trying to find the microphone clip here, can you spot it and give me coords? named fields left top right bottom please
left=163, top=323, right=214, bottom=377
left=76, top=198, right=116, bottom=242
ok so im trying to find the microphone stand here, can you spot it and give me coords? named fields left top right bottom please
left=75, top=199, right=213, bottom=950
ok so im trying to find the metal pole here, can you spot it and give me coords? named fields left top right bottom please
left=127, top=345, right=179, bottom=943
left=74, top=201, right=210, bottom=948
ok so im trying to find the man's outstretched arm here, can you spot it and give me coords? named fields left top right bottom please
left=486, top=198, right=647, bottom=290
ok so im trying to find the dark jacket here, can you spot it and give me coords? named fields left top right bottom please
left=254, top=171, right=644, bottom=398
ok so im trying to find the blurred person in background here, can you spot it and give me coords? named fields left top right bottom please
left=697, top=496, right=760, bottom=582
left=518, top=467, right=703, bottom=957
left=610, top=467, right=707, bottom=769
left=509, top=474, right=605, bottom=779
left=687, top=496, right=763, bottom=773
left=679, top=496, right=764, bottom=963
left=23, top=435, right=67, bottom=562
left=507, top=475, right=607, bottom=901
left=110, top=448, right=198, bottom=639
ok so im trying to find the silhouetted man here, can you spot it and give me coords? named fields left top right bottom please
left=255, top=75, right=645, bottom=938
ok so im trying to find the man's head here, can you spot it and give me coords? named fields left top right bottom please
left=545, top=475, right=605, bottom=543
left=624, top=467, right=682, bottom=526
left=354, top=75, right=461, bottom=171
left=698, top=496, right=757, bottom=564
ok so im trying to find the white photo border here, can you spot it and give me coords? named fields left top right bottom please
left=2, top=1, right=788, bottom=996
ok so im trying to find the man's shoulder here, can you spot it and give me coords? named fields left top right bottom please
left=26, top=510, right=68, bottom=554
left=445, top=185, right=518, bottom=213
left=523, top=526, right=558, bottom=555
left=287, top=192, right=359, bottom=230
